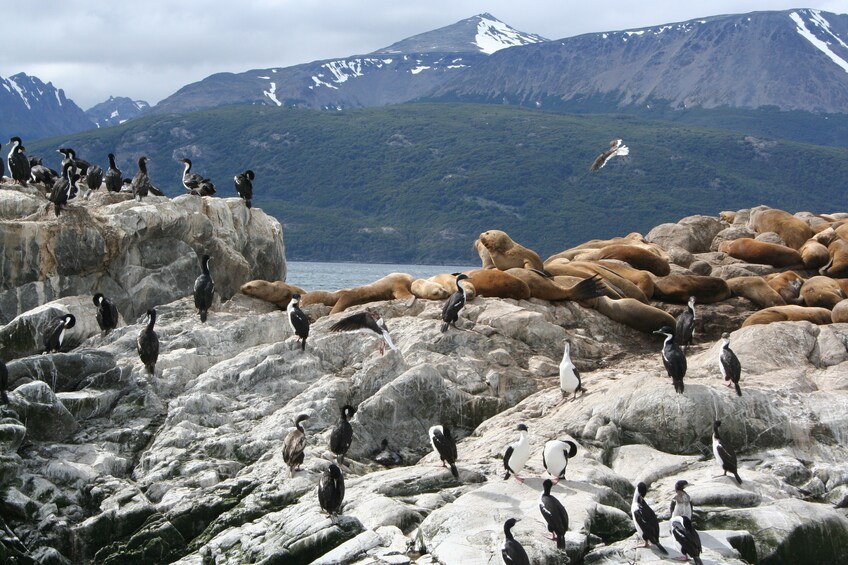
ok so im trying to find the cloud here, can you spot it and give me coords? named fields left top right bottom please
left=1, top=1, right=844, bottom=108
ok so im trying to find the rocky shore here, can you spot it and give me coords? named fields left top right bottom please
left=1, top=181, right=847, bottom=564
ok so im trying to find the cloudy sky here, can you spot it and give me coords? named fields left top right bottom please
left=2, top=1, right=844, bottom=109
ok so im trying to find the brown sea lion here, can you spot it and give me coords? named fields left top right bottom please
left=545, top=233, right=665, bottom=263
left=799, top=239, right=831, bottom=270
left=240, top=280, right=307, bottom=308
left=545, top=259, right=649, bottom=302
left=411, top=278, right=451, bottom=301
left=597, top=260, right=656, bottom=298
left=585, top=296, right=676, bottom=334
left=748, top=208, right=814, bottom=250
left=571, top=244, right=671, bottom=276
left=478, top=230, right=545, bottom=271
left=800, top=276, right=845, bottom=310
left=464, top=269, right=531, bottom=300
left=651, top=274, right=731, bottom=304
left=726, top=276, right=786, bottom=309
left=426, top=273, right=477, bottom=300
left=301, top=290, right=341, bottom=307
left=832, top=299, right=848, bottom=323
left=765, top=271, right=804, bottom=305
left=741, top=305, right=833, bottom=327
left=718, top=238, right=803, bottom=268
left=719, top=211, right=737, bottom=224
left=505, top=269, right=606, bottom=302
left=820, top=239, right=848, bottom=278
left=474, top=239, right=497, bottom=269
left=330, top=273, right=415, bottom=314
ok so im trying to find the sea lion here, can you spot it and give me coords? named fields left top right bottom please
left=464, top=269, right=531, bottom=300
left=505, top=269, right=606, bottom=302
left=546, top=236, right=669, bottom=264
left=799, top=239, right=831, bottom=270
left=719, top=211, right=737, bottom=224
left=832, top=299, right=848, bottom=323
left=411, top=278, right=451, bottom=301
left=478, top=230, right=546, bottom=271
left=726, top=276, right=786, bottom=309
left=301, top=290, right=341, bottom=307
left=748, top=208, right=814, bottom=250
left=473, top=239, right=497, bottom=269
left=718, top=238, right=803, bottom=268
left=597, top=260, right=656, bottom=298
left=765, top=271, right=804, bottom=305
left=571, top=244, right=671, bottom=276
left=651, top=274, right=731, bottom=304
left=426, top=273, right=477, bottom=299
left=741, top=305, right=833, bottom=327
left=545, top=259, right=649, bottom=302
left=240, top=280, right=307, bottom=308
left=800, top=276, right=845, bottom=310
left=586, top=296, right=676, bottom=334
left=820, top=239, right=848, bottom=278
left=330, top=273, right=415, bottom=314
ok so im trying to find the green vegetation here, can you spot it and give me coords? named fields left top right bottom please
left=29, top=103, right=848, bottom=264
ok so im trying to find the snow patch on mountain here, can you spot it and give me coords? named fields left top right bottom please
left=475, top=14, right=545, bottom=54
left=791, top=11, right=848, bottom=73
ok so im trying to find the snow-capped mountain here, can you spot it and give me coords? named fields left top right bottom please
left=0, top=73, right=94, bottom=142
left=152, top=14, right=547, bottom=114
left=434, top=9, right=848, bottom=113
left=86, top=96, right=151, bottom=128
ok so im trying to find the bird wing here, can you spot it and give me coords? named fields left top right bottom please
left=590, top=148, right=615, bottom=171
left=503, top=445, right=515, bottom=472
left=635, top=499, right=660, bottom=540
left=716, top=440, right=737, bottom=468
left=723, top=349, right=742, bottom=380
left=329, top=312, right=369, bottom=333
left=291, top=308, right=311, bottom=332
left=441, top=292, right=463, bottom=321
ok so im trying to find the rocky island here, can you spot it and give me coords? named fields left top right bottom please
left=1, top=180, right=847, bottom=564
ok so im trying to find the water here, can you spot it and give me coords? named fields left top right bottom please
left=285, top=261, right=476, bottom=291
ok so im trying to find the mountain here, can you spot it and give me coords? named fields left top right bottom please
left=152, top=14, right=546, bottom=114
left=433, top=9, right=848, bottom=114
left=27, top=103, right=848, bottom=264
left=86, top=96, right=150, bottom=128
left=0, top=73, right=94, bottom=142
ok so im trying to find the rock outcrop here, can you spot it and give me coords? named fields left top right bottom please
left=2, top=198, right=848, bottom=564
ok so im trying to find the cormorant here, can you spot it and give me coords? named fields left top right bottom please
left=137, top=309, right=160, bottom=375
left=193, top=254, right=214, bottom=323
left=441, top=273, right=470, bottom=332
left=234, top=169, right=254, bottom=208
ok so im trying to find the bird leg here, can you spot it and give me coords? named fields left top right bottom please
left=378, top=340, right=385, bottom=355
left=546, top=532, right=557, bottom=540
left=550, top=476, right=561, bottom=485
left=512, top=474, right=525, bottom=484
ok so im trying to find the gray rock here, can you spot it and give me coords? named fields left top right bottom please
left=7, top=381, right=78, bottom=441
left=647, top=215, right=725, bottom=254
left=711, top=226, right=756, bottom=251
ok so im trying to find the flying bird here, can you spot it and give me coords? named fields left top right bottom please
left=590, top=138, right=629, bottom=171
left=712, top=420, right=742, bottom=484
left=719, top=332, right=742, bottom=396
left=429, top=424, right=459, bottom=479
left=329, top=310, right=396, bottom=355
left=502, top=423, right=530, bottom=482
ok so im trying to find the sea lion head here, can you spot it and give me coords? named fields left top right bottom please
left=479, top=230, right=513, bottom=252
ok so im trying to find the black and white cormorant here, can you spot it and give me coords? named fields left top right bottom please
left=669, top=479, right=693, bottom=520
left=283, top=413, right=309, bottom=476
left=234, top=169, right=254, bottom=208
left=539, top=479, right=568, bottom=550
left=559, top=338, right=584, bottom=401
left=329, top=404, right=355, bottom=465
left=287, top=293, right=310, bottom=351
left=675, top=296, right=696, bottom=350
left=440, top=273, right=470, bottom=332
left=631, top=482, right=667, bottom=554
left=0, top=358, right=8, bottom=404
left=329, top=310, right=396, bottom=354
left=719, top=332, right=742, bottom=396
left=654, top=325, right=686, bottom=394
left=179, top=158, right=215, bottom=196
left=43, top=313, right=76, bottom=354
left=104, top=153, right=122, bottom=193
left=137, top=309, right=160, bottom=375
left=712, top=420, right=742, bottom=484
left=57, top=147, right=91, bottom=175
left=132, top=156, right=154, bottom=201
left=8, top=137, right=31, bottom=185
left=428, top=424, right=459, bottom=479
left=93, top=293, right=119, bottom=335
left=501, top=518, right=530, bottom=565
left=317, top=463, right=345, bottom=517
left=83, top=162, right=103, bottom=198
left=193, top=254, right=214, bottom=323
left=590, top=138, right=629, bottom=172
left=671, top=515, right=704, bottom=565
left=29, top=156, right=59, bottom=186
left=503, top=423, right=530, bottom=482
left=371, top=439, right=403, bottom=467
left=48, top=162, right=78, bottom=217
left=542, top=439, right=578, bottom=484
